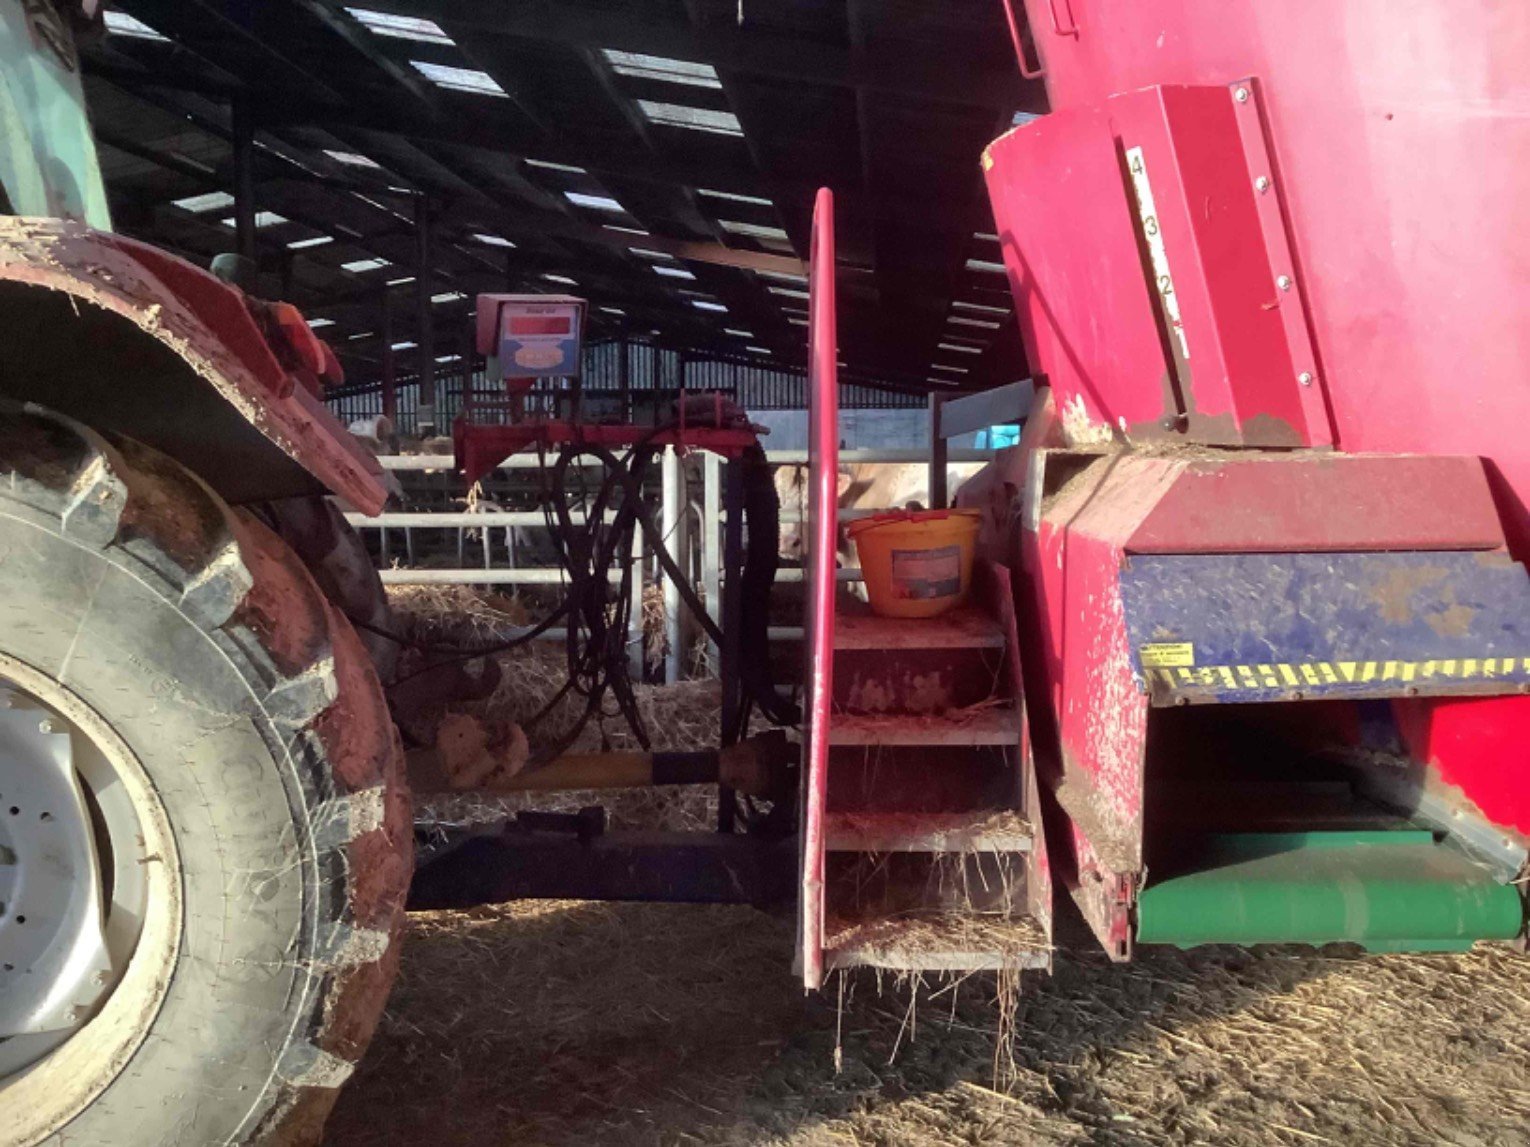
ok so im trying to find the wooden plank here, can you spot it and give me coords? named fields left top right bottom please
left=828, top=706, right=1021, bottom=747
left=825, top=810, right=1031, bottom=853
left=833, top=605, right=1005, bottom=651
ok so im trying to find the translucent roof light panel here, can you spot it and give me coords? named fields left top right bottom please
left=602, top=50, right=721, bottom=89
left=410, top=61, right=508, bottom=98
left=324, top=149, right=381, bottom=168
left=564, top=191, right=626, bottom=213
left=525, top=158, right=588, bottom=174
left=104, top=11, right=169, bottom=40
left=219, top=211, right=288, bottom=229
left=172, top=191, right=234, bottom=213
left=719, top=220, right=791, bottom=244
left=697, top=188, right=773, bottom=207
left=345, top=9, right=452, bottom=45
left=637, top=100, right=743, bottom=137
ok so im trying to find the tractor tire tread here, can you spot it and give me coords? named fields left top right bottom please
left=0, top=401, right=410, bottom=1146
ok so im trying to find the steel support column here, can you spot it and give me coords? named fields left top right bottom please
left=415, top=195, right=436, bottom=430
left=230, top=94, right=256, bottom=262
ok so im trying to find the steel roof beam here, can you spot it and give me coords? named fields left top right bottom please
left=345, top=0, right=1035, bottom=111
left=290, top=0, right=444, bottom=115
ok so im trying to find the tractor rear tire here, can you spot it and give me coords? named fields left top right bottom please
left=0, top=403, right=411, bottom=1145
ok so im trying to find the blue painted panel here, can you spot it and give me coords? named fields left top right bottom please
left=1119, top=551, right=1530, bottom=701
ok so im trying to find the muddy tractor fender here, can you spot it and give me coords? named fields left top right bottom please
left=0, top=216, right=388, bottom=513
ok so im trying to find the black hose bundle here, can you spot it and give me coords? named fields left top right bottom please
left=736, top=442, right=799, bottom=732
left=538, top=431, right=799, bottom=758
left=531, top=440, right=651, bottom=761
left=361, top=424, right=798, bottom=763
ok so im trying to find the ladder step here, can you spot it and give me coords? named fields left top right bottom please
left=828, top=705, right=1021, bottom=746
left=833, top=605, right=1006, bottom=652
left=825, top=809, right=1032, bottom=853
left=824, top=911, right=1051, bottom=972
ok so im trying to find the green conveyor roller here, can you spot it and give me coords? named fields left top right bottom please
left=1136, top=831, right=1524, bottom=952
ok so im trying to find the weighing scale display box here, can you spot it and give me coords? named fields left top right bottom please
left=475, top=294, right=586, bottom=383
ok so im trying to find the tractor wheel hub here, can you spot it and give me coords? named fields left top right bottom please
left=0, top=686, right=116, bottom=1072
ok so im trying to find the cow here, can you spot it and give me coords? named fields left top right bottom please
left=771, top=462, right=982, bottom=594
left=347, top=414, right=395, bottom=454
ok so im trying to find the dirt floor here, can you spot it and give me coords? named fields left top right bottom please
left=323, top=898, right=1530, bottom=1147
left=345, top=589, right=1530, bottom=1146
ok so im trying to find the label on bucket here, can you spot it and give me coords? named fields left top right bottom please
left=890, top=545, right=962, bottom=600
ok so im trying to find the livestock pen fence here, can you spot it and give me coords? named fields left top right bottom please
left=330, top=359, right=1026, bottom=683
left=327, top=338, right=924, bottom=437
left=343, top=445, right=990, bottom=684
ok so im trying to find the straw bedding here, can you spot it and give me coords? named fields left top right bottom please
left=336, top=589, right=1530, bottom=1146
left=325, top=902, right=1530, bottom=1146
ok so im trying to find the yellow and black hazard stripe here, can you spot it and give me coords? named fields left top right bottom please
left=1144, top=658, right=1530, bottom=691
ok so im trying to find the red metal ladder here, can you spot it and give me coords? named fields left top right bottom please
left=796, top=187, right=1050, bottom=984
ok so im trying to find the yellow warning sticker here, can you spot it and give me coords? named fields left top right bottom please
left=1140, top=642, right=1196, bottom=669
left=1144, top=657, right=1530, bottom=690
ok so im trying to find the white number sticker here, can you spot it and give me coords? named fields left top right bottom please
left=1125, top=146, right=1190, bottom=362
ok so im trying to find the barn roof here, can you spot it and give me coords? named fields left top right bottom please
left=84, top=1, right=1044, bottom=395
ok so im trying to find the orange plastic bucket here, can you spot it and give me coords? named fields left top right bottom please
left=845, top=509, right=982, bottom=618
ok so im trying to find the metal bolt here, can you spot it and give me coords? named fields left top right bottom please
left=37, top=719, right=55, bottom=735
left=1255, top=175, right=1271, bottom=193
left=66, top=1007, right=84, bottom=1024
left=94, top=970, right=111, bottom=985
left=1297, top=371, right=1314, bottom=387
left=1276, top=274, right=1293, bottom=291
left=1234, top=87, right=1250, bottom=103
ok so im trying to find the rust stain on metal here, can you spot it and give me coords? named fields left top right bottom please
left=1370, top=563, right=1449, bottom=625
left=1425, top=602, right=1476, bottom=639
left=0, top=218, right=389, bottom=513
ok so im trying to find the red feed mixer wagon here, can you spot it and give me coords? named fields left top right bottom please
left=980, top=0, right=1530, bottom=962
left=1, top=2, right=1529, bottom=1144
left=795, top=0, right=1530, bottom=980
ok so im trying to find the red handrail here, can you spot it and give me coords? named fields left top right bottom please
left=798, top=187, right=838, bottom=990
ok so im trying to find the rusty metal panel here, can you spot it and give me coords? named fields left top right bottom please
left=1121, top=551, right=1530, bottom=704
left=1106, top=83, right=1332, bottom=447
left=983, top=106, right=1171, bottom=442
left=0, top=219, right=389, bottom=513
left=985, top=81, right=1334, bottom=448
left=982, top=558, right=1054, bottom=948
left=1393, top=695, right=1530, bottom=840
left=1013, top=0, right=1530, bottom=553
left=1020, top=455, right=1152, bottom=957
left=1128, top=455, right=1506, bottom=555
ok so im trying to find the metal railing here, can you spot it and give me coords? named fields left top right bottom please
left=351, top=447, right=996, bottom=680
